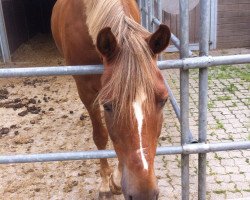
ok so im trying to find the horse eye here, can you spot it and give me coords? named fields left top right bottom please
left=159, top=98, right=168, bottom=108
left=103, top=103, right=112, bottom=112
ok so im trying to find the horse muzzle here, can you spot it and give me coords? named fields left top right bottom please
left=121, top=165, right=159, bottom=200
left=124, top=189, right=159, bottom=200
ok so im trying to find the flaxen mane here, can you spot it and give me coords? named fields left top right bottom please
left=83, top=0, right=159, bottom=121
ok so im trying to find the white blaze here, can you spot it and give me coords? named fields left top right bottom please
left=132, top=92, right=148, bottom=170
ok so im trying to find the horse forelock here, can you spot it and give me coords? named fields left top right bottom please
left=83, top=0, right=158, bottom=122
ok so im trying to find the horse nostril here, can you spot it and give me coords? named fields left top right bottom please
left=129, top=195, right=133, bottom=200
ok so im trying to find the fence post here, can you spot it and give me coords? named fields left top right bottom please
left=157, top=0, right=163, bottom=61
left=157, top=0, right=162, bottom=23
left=147, top=0, right=153, bottom=32
left=145, top=0, right=149, bottom=30
left=0, top=0, right=11, bottom=63
left=198, top=0, right=210, bottom=199
left=179, top=0, right=190, bottom=199
left=137, top=0, right=142, bottom=9
left=141, top=0, right=147, bottom=28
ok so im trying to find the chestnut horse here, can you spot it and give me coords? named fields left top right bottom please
left=51, top=0, right=171, bottom=199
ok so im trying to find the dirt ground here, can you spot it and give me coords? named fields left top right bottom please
left=0, top=34, right=249, bottom=200
left=0, top=34, right=118, bottom=200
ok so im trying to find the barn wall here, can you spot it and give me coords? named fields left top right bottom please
left=217, top=0, right=250, bottom=49
left=162, top=0, right=250, bottom=50
left=162, top=4, right=201, bottom=45
left=2, top=0, right=56, bottom=53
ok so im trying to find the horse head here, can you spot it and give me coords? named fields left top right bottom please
left=96, top=24, right=171, bottom=200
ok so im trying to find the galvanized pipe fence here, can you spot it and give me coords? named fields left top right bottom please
left=0, top=0, right=250, bottom=200
left=1, top=141, right=250, bottom=164
left=0, top=0, right=11, bottom=63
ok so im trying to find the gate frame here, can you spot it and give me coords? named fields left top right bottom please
left=0, top=1, right=250, bottom=200
left=0, top=0, right=11, bottom=63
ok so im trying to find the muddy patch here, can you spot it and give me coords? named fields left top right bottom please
left=0, top=88, right=9, bottom=100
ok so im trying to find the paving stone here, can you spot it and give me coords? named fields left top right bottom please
left=208, top=158, right=221, bottom=167
left=216, top=152, right=231, bottom=159
left=220, top=159, right=235, bottom=166
left=224, top=114, right=237, bottom=119
left=219, top=182, right=237, bottom=191
left=238, top=165, right=250, bottom=173
left=212, top=166, right=227, bottom=175
left=234, top=181, right=250, bottom=191
left=233, top=157, right=249, bottom=166
left=242, top=150, right=250, bottom=157
left=230, top=174, right=246, bottom=182
left=210, top=191, right=227, bottom=200
left=224, top=166, right=240, bottom=174
left=227, top=192, right=244, bottom=199
left=212, top=174, right=231, bottom=183
left=159, top=63, right=250, bottom=199
left=241, top=191, right=250, bottom=199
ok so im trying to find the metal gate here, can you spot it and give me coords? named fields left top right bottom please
left=0, top=0, right=250, bottom=199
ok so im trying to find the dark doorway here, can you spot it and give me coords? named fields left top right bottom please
left=2, top=0, right=56, bottom=53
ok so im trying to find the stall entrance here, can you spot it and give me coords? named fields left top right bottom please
left=2, top=0, right=56, bottom=53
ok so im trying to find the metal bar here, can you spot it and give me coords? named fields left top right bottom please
left=179, top=0, right=190, bottom=199
left=1, top=141, right=249, bottom=164
left=170, top=33, right=193, bottom=57
left=141, top=0, right=147, bottom=27
left=151, top=16, right=160, bottom=25
left=199, top=0, right=210, bottom=57
left=137, top=0, right=142, bottom=9
left=0, top=65, right=103, bottom=78
left=153, top=17, right=193, bottom=56
left=157, top=0, right=162, bottom=23
left=145, top=0, right=149, bottom=29
left=164, top=79, right=197, bottom=143
left=147, top=0, right=153, bottom=32
left=210, top=0, right=218, bottom=50
left=157, top=0, right=163, bottom=60
left=198, top=0, right=210, bottom=199
left=0, top=0, right=11, bottom=63
left=158, top=54, right=250, bottom=70
left=141, top=6, right=148, bottom=14
left=170, top=33, right=189, bottom=55
left=1, top=54, right=250, bottom=78
left=166, top=43, right=199, bottom=53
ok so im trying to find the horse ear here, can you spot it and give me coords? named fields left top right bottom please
left=147, top=24, right=171, bottom=55
left=96, top=27, right=118, bottom=60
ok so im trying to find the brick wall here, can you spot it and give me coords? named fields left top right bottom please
left=217, top=0, right=250, bottom=48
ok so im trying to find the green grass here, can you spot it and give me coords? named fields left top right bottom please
left=215, top=180, right=222, bottom=184
left=217, top=95, right=232, bottom=101
left=210, top=131, right=216, bottom=136
left=247, top=98, right=250, bottom=106
left=230, top=189, right=241, bottom=193
left=208, top=101, right=215, bottom=109
left=194, top=167, right=198, bottom=175
left=208, top=64, right=250, bottom=82
left=228, top=135, right=234, bottom=141
left=213, top=190, right=226, bottom=194
left=175, top=156, right=181, bottom=168
left=225, top=83, right=238, bottom=93
left=232, top=102, right=237, bottom=107
left=214, top=152, right=223, bottom=161
left=216, top=119, right=224, bottom=129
